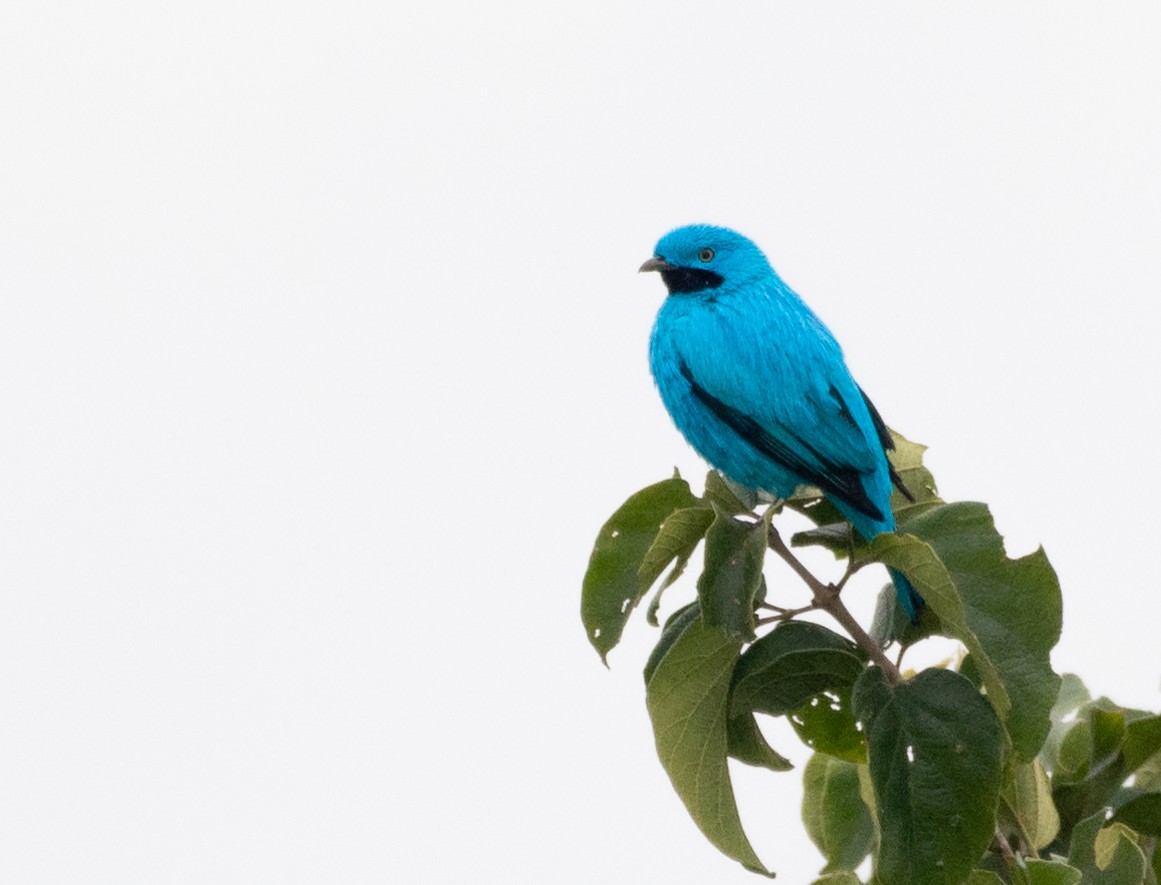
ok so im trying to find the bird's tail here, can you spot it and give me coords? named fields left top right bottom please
left=890, top=568, right=924, bottom=624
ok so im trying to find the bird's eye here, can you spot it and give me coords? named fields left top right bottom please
left=698, top=248, right=714, bottom=262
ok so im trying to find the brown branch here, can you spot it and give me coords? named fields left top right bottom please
left=995, top=793, right=1039, bottom=862
left=755, top=603, right=818, bottom=626
left=992, top=826, right=1019, bottom=871
left=766, top=524, right=902, bottom=683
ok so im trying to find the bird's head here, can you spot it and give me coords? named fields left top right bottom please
left=639, top=225, right=771, bottom=296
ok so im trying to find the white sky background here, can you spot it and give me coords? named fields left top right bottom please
left=2, top=2, right=1160, bottom=882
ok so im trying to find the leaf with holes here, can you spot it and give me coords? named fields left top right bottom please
left=789, top=684, right=866, bottom=764
left=582, top=476, right=702, bottom=662
left=853, top=666, right=1003, bottom=885
left=697, top=507, right=767, bottom=642
left=785, top=488, right=846, bottom=531
left=730, top=622, right=866, bottom=720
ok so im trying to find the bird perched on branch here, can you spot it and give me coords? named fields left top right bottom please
left=641, top=224, right=922, bottom=621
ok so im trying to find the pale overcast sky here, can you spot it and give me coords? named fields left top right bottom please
left=2, top=2, right=1160, bottom=882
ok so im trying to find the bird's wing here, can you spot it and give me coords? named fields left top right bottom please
left=677, top=355, right=888, bottom=523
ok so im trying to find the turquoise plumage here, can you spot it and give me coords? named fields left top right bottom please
left=642, top=224, right=922, bottom=621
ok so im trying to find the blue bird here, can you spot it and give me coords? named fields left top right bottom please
left=641, top=224, right=923, bottom=622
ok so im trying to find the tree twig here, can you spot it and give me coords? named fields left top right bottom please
left=835, top=531, right=862, bottom=591
left=755, top=603, right=818, bottom=626
left=997, top=795, right=1040, bottom=861
left=766, top=524, right=902, bottom=683
left=992, top=826, right=1019, bottom=872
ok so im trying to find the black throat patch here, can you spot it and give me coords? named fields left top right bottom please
left=661, top=266, right=725, bottom=294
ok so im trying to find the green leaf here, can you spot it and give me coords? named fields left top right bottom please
left=703, top=470, right=754, bottom=514
left=730, top=621, right=866, bottom=719
left=911, top=503, right=1062, bottom=760
left=643, top=601, right=701, bottom=686
left=1055, top=760, right=1124, bottom=837
left=870, top=502, right=1062, bottom=761
left=1052, top=674, right=1092, bottom=718
left=1054, top=719, right=1093, bottom=778
left=867, top=583, right=898, bottom=648
left=582, top=477, right=702, bottom=662
left=1083, top=703, right=1126, bottom=762
left=868, top=581, right=942, bottom=649
left=958, top=653, right=983, bottom=688
left=1095, top=823, right=1140, bottom=870
left=964, top=872, right=1004, bottom=885
left=1050, top=701, right=1161, bottom=839
left=863, top=530, right=1011, bottom=723
left=640, top=506, right=715, bottom=625
left=853, top=667, right=1003, bottom=885
left=970, top=854, right=1009, bottom=879
left=1019, top=859, right=1083, bottom=885
left=1135, top=749, right=1161, bottom=791
left=727, top=713, right=793, bottom=772
left=697, top=507, right=767, bottom=642
left=1125, top=714, right=1161, bottom=772
left=1111, top=792, right=1161, bottom=836
left=801, top=753, right=874, bottom=873
left=855, top=760, right=880, bottom=849
left=1000, top=759, right=1060, bottom=851
left=1040, top=673, right=1091, bottom=774
left=639, top=505, right=715, bottom=590
left=1069, top=811, right=1147, bottom=884
left=789, top=684, right=866, bottom=764
left=785, top=489, right=846, bottom=529
left=791, top=521, right=853, bottom=556
left=887, top=430, right=942, bottom=523
left=645, top=617, right=771, bottom=876
left=810, top=873, right=862, bottom=885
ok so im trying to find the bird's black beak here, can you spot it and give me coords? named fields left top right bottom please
left=639, top=256, right=673, bottom=274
